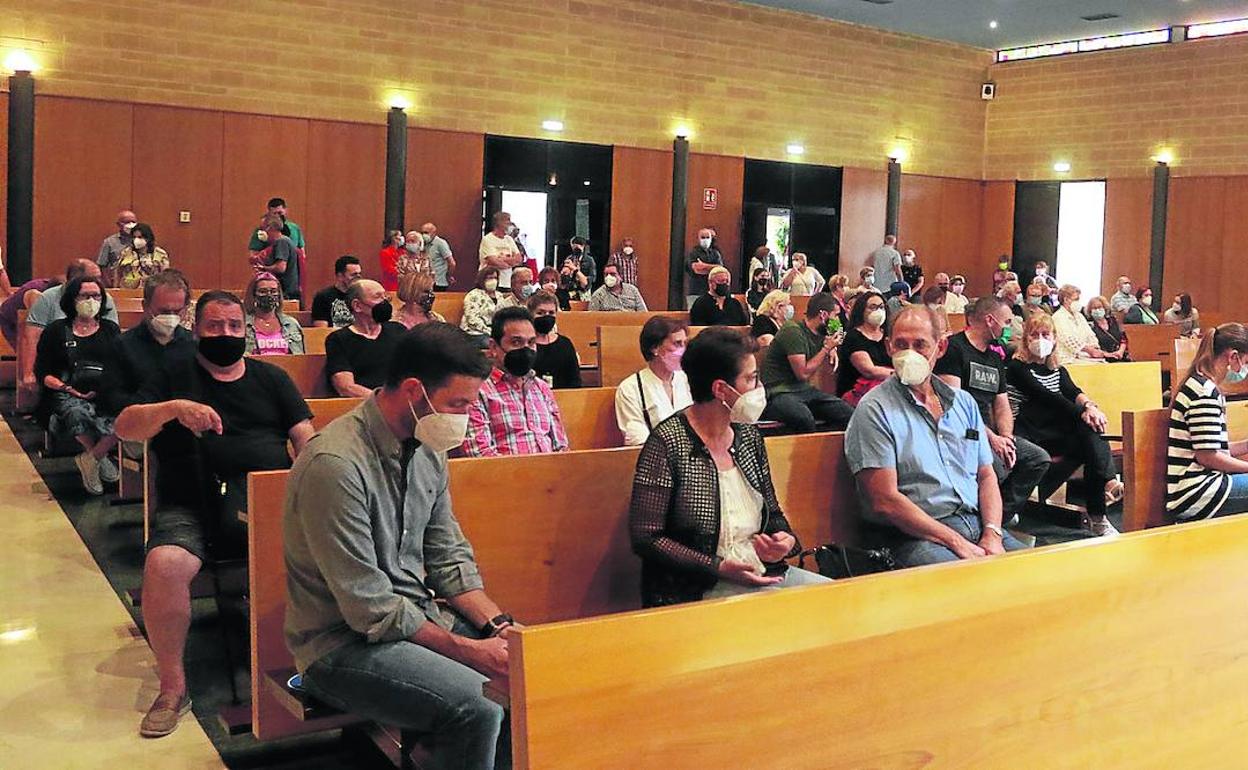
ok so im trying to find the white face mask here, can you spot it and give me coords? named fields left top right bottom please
left=604, top=274, right=619, bottom=289
left=396, top=236, right=405, bottom=247
left=1035, top=269, right=1047, bottom=278
left=122, top=222, right=137, bottom=233
left=699, top=237, right=712, bottom=249
left=1028, top=337, right=1055, bottom=359
left=483, top=279, right=499, bottom=292
left=1120, top=284, right=1132, bottom=295
left=863, top=274, right=875, bottom=287
left=405, top=241, right=420, bottom=253
left=132, top=237, right=148, bottom=252
left=541, top=282, right=557, bottom=293
left=256, top=229, right=269, bottom=243
left=75, top=298, right=101, bottom=318
left=783, top=304, right=795, bottom=321
left=866, top=308, right=886, bottom=328
left=892, top=349, right=931, bottom=387
left=725, top=384, right=767, bottom=424
left=622, top=246, right=634, bottom=256
left=149, top=313, right=182, bottom=337
left=410, top=392, right=469, bottom=454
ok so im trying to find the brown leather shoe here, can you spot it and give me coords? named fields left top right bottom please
left=139, top=693, right=192, bottom=738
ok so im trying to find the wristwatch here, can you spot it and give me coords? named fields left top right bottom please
left=983, top=523, right=1005, bottom=538
left=479, top=613, right=515, bottom=638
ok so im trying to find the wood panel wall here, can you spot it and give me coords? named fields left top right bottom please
left=1101, top=178, right=1152, bottom=301
left=978, top=180, right=1015, bottom=297
left=406, top=128, right=486, bottom=289
left=1, top=91, right=8, bottom=264
left=838, top=167, right=887, bottom=279
left=897, top=174, right=989, bottom=297
left=685, top=153, right=744, bottom=293
left=1164, top=177, right=1227, bottom=315
left=610, top=146, right=673, bottom=310
left=304, top=120, right=386, bottom=291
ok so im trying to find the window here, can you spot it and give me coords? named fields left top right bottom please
left=997, top=28, right=1170, bottom=63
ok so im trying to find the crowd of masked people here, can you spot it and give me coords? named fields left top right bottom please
left=8, top=207, right=1248, bottom=769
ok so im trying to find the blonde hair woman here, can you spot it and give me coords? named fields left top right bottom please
left=779, top=252, right=825, bottom=296
left=827, top=273, right=851, bottom=325
left=395, top=271, right=445, bottom=328
left=1006, top=312, right=1120, bottom=536
left=1052, top=284, right=1105, bottom=365
left=750, top=289, right=792, bottom=346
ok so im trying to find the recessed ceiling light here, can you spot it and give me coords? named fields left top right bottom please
left=1053, top=161, right=1072, bottom=173
left=786, top=143, right=806, bottom=156
left=583, top=180, right=591, bottom=186
left=989, top=20, right=998, bottom=29
left=542, top=119, right=564, bottom=132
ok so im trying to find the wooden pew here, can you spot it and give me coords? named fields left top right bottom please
left=1065, top=360, right=1162, bottom=437
left=257, top=354, right=333, bottom=398
left=1122, top=402, right=1248, bottom=531
left=596, top=325, right=747, bottom=388
left=301, top=326, right=333, bottom=355
left=505, top=515, right=1248, bottom=768
left=946, top=312, right=966, bottom=334
left=556, top=311, right=687, bottom=362
left=245, top=431, right=854, bottom=740
left=1124, top=323, right=1181, bottom=367
left=0, top=333, right=14, bottom=387
left=388, top=292, right=467, bottom=327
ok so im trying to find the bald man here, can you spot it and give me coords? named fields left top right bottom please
left=685, top=227, right=723, bottom=310
left=98, top=210, right=138, bottom=287
left=324, top=279, right=407, bottom=397
left=21, top=259, right=120, bottom=394
left=420, top=222, right=457, bottom=290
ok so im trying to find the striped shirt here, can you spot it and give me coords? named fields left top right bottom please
left=1167, top=373, right=1231, bottom=519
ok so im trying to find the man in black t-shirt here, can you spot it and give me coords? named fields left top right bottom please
left=324, top=279, right=406, bottom=397
left=115, top=290, right=313, bottom=739
left=118, top=270, right=196, bottom=387
left=310, top=254, right=362, bottom=328
left=935, top=296, right=1049, bottom=524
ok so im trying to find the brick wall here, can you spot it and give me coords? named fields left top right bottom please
left=986, top=35, right=1248, bottom=180
left=3, top=0, right=991, bottom=178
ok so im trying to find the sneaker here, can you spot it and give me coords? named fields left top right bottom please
left=1104, top=478, right=1125, bottom=506
left=74, top=452, right=103, bottom=495
left=97, top=455, right=120, bottom=484
left=1086, top=517, right=1120, bottom=538
left=140, top=693, right=192, bottom=738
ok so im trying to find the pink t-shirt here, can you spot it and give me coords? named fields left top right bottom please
left=253, top=327, right=289, bottom=356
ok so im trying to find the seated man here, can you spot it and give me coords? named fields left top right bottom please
left=310, top=254, right=362, bottom=328
left=114, top=290, right=314, bottom=737
left=588, top=264, right=647, bottom=312
left=325, top=279, right=406, bottom=397
left=935, top=297, right=1049, bottom=525
left=845, top=305, right=1029, bottom=568
left=119, top=269, right=197, bottom=386
left=759, top=293, right=854, bottom=433
left=498, top=266, right=533, bottom=309
left=689, top=266, right=749, bottom=326
left=884, top=281, right=910, bottom=324
left=458, top=306, right=569, bottom=457
left=21, top=259, right=120, bottom=395
left=285, top=323, right=513, bottom=769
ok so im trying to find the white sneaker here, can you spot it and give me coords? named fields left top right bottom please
left=1104, top=478, right=1125, bottom=506
left=97, top=455, right=119, bottom=484
left=75, top=452, right=104, bottom=495
left=1087, top=517, right=1119, bottom=538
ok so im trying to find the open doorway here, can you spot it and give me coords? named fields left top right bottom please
left=501, top=190, right=548, bottom=269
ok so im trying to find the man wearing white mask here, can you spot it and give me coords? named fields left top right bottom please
left=606, top=237, right=640, bottom=288
left=119, top=269, right=196, bottom=387
left=97, top=209, right=138, bottom=287
left=588, top=264, right=648, bottom=311
left=1110, top=275, right=1137, bottom=314
left=685, top=228, right=722, bottom=310
left=478, top=211, right=522, bottom=291
left=284, top=323, right=515, bottom=769
left=420, top=222, right=457, bottom=290
left=846, top=304, right=1029, bottom=568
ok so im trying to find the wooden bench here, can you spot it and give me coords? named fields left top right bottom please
left=1122, top=402, right=1248, bottom=531
left=257, top=354, right=334, bottom=398
left=301, top=326, right=333, bottom=355
left=596, top=325, right=747, bottom=388
left=1124, top=323, right=1181, bottom=367
left=386, top=291, right=467, bottom=327
left=1065, top=360, right=1162, bottom=438
left=554, top=311, right=687, bottom=364
left=245, top=431, right=856, bottom=740
left=504, top=514, right=1248, bottom=767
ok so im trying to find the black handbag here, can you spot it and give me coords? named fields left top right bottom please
left=62, top=324, right=106, bottom=391
left=799, top=543, right=896, bottom=580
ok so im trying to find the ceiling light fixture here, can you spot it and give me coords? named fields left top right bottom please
left=1053, top=161, right=1072, bottom=173
left=786, top=143, right=806, bottom=156
left=989, top=20, right=998, bottom=30
left=542, top=119, right=565, bottom=132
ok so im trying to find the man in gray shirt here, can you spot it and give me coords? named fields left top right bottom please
left=97, top=209, right=137, bottom=287
left=419, top=221, right=457, bottom=289
left=868, top=235, right=902, bottom=289
left=284, top=323, right=514, bottom=769
left=588, top=264, right=648, bottom=311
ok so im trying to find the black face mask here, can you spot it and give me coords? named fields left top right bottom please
left=713, top=284, right=730, bottom=298
left=417, top=293, right=436, bottom=313
left=503, top=347, right=537, bottom=377
left=198, top=334, right=246, bottom=367
left=533, top=315, right=557, bottom=335
left=255, top=295, right=280, bottom=313
left=370, top=301, right=394, bottom=324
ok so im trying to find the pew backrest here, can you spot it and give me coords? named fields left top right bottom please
left=1065, top=360, right=1161, bottom=437
left=556, top=311, right=687, bottom=362
left=301, top=326, right=334, bottom=355
left=596, top=325, right=747, bottom=388
left=1124, top=323, right=1181, bottom=366
left=257, top=354, right=332, bottom=398
left=1174, top=337, right=1248, bottom=398
left=551, top=387, right=624, bottom=449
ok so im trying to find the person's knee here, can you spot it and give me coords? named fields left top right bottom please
left=443, top=693, right=504, bottom=737
left=144, top=545, right=202, bottom=586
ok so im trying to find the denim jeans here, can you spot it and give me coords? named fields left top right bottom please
left=991, top=435, right=1050, bottom=521
left=762, top=386, right=854, bottom=433
left=1214, top=473, right=1248, bottom=517
left=303, top=615, right=509, bottom=770
left=702, top=565, right=831, bottom=600
left=864, top=509, right=1029, bottom=568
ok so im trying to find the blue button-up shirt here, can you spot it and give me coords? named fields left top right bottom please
left=845, top=375, right=993, bottom=525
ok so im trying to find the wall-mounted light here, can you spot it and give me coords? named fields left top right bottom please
left=1053, top=161, right=1072, bottom=173
left=387, top=94, right=411, bottom=111
left=888, top=146, right=909, bottom=163
left=674, top=125, right=693, bottom=140
left=1153, top=148, right=1175, bottom=165
left=786, top=143, right=806, bottom=156
left=4, top=49, right=38, bottom=75
left=542, top=119, right=565, bottom=132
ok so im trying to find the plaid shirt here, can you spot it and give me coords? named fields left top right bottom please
left=606, top=250, right=639, bottom=287
left=457, top=368, right=569, bottom=457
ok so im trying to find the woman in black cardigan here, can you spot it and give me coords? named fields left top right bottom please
left=628, top=327, right=829, bottom=607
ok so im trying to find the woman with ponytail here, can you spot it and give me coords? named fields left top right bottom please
left=1007, top=312, right=1122, bottom=537
left=1167, top=323, right=1248, bottom=521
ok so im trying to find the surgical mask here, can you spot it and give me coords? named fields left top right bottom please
left=784, top=305, right=795, bottom=321
left=952, top=284, right=964, bottom=294
left=198, top=334, right=246, bottom=367
left=713, top=283, right=730, bottom=298
left=409, top=393, right=469, bottom=453
left=998, top=263, right=1009, bottom=271
left=794, top=261, right=806, bottom=269
left=661, top=346, right=685, bottom=371
left=132, top=237, right=148, bottom=252
left=370, top=301, right=394, bottom=324
left=622, top=246, right=634, bottom=256
left=122, top=222, right=137, bottom=233
left=405, top=241, right=420, bottom=254
left=1120, top=284, right=1132, bottom=295
left=1226, top=357, right=1248, bottom=384
left=725, top=384, right=766, bottom=424
left=533, top=315, right=557, bottom=335
left=1000, top=326, right=1013, bottom=344
left=892, top=350, right=931, bottom=387
left=1070, top=302, right=1083, bottom=315
left=1172, top=303, right=1182, bottom=314
left=1027, top=296, right=1043, bottom=306
left=1028, top=337, right=1055, bottom=359
left=75, top=298, right=101, bottom=318
left=863, top=274, right=875, bottom=287
left=255, top=294, right=280, bottom=313
left=541, top=282, right=557, bottom=293
left=699, top=237, right=712, bottom=249
left=256, top=229, right=269, bottom=243
left=422, top=233, right=434, bottom=245
left=484, top=279, right=499, bottom=292
left=1090, top=309, right=1107, bottom=320
left=1035, top=269, right=1047, bottom=278
left=149, top=313, right=182, bottom=337
left=519, top=284, right=536, bottom=298
left=396, top=236, right=405, bottom=247
left=866, top=309, right=886, bottom=328
left=604, top=274, right=619, bottom=289
left=503, top=346, right=537, bottom=377
left=1141, top=295, right=1152, bottom=307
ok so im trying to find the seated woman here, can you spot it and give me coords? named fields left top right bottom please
left=749, top=290, right=792, bottom=347
left=1123, top=286, right=1159, bottom=324
left=827, top=273, right=852, bottom=327
left=943, top=274, right=969, bottom=314
left=690, top=266, right=749, bottom=326
left=244, top=272, right=304, bottom=356
left=628, top=327, right=829, bottom=606
left=1084, top=295, right=1128, bottom=361
left=527, top=290, right=581, bottom=389
left=536, top=267, right=571, bottom=311
left=394, top=271, right=445, bottom=328
left=1167, top=323, right=1248, bottom=521
left=745, top=268, right=773, bottom=314
left=779, top=252, right=825, bottom=297
left=747, top=246, right=778, bottom=288
left=854, top=266, right=876, bottom=295
left=34, top=276, right=128, bottom=495
left=1164, top=292, right=1201, bottom=336
left=1007, top=313, right=1121, bottom=537
left=1052, top=284, right=1107, bottom=365
left=460, top=267, right=504, bottom=347
left=837, top=290, right=892, bottom=406
left=1023, top=281, right=1052, bottom=315
left=115, top=222, right=170, bottom=290
left=615, top=316, right=692, bottom=446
